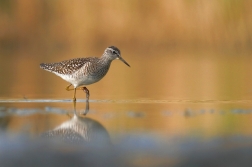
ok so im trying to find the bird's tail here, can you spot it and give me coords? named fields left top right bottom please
left=40, top=63, right=54, bottom=72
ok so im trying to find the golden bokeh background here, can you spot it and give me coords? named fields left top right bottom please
left=0, top=0, right=252, bottom=100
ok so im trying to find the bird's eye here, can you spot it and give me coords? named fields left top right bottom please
left=112, top=50, right=117, bottom=55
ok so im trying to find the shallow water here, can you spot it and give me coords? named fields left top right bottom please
left=1, top=98, right=252, bottom=166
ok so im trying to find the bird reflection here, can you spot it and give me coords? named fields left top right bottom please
left=74, top=97, right=89, bottom=115
left=42, top=100, right=110, bottom=144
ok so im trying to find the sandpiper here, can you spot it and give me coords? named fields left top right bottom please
left=40, top=46, right=130, bottom=101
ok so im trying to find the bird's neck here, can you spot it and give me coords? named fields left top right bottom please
left=99, top=54, right=113, bottom=65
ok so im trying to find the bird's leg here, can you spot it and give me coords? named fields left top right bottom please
left=81, top=87, right=90, bottom=100
left=66, top=84, right=74, bottom=91
left=73, top=88, right=77, bottom=102
left=71, top=87, right=89, bottom=116
left=65, top=84, right=89, bottom=101
left=65, top=84, right=77, bottom=101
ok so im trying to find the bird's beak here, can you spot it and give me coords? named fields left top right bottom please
left=118, top=56, right=130, bottom=67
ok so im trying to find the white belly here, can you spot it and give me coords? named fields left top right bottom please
left=56, top=73, right=102, bottom=88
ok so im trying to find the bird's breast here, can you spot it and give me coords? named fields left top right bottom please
left=74, top=63, right=111, bottom=87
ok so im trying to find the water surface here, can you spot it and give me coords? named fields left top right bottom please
left=1, top=98, right=252, bottom=166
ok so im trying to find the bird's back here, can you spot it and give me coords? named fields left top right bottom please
left=40, top=57, right=98, bottom=75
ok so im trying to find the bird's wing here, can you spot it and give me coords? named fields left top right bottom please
left=40, top=57, right=96, bottom=75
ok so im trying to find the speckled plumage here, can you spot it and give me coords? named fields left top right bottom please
left=40, top=58, right=93, bottom=75
left=40, top=46, right=130, bottom=101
